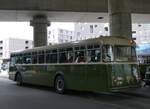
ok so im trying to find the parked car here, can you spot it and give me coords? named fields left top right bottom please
left=1, top=63, right=9, bottom=71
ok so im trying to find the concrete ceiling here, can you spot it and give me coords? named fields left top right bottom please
left=1, top=10, right=150, bottom=24
left=0, top=0, right=150, bottom=23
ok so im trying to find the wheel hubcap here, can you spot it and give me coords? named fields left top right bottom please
left=57, top=79, right=64, bottom=91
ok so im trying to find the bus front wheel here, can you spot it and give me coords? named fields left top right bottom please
left=55, top=75, right=65, bottom=94
left=16, top=73, right=23, bottom=86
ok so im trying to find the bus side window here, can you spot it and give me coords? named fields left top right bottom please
left=22, top=53, right=31, bottom=64
left=87, top=44, right=101, bottom=62
left=51, top=49, right=57, bottom=63
left=16, top=54, right=23, bottom=64
left=32, top=52, right=37, bottom=64
left=46, top=50, right=51, bottom=63
left=10, top=55, right=16, bottom=67
left=38, top=51, right=45, bottom=64
left=67, top=52, right=73, bottom=63
left=75, top=46, right=85, bottom=63
left=59, top=49, right=67, bottom=63
left=26, top=53, right=32, bottom=64
left=66, top=48, right=73, bottom=63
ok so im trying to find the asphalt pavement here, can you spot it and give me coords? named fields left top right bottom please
left=0, top=77, right=150, bottom=109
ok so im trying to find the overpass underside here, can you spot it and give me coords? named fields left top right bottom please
left=0, top=10, right=150, bottom=23
left=0, top=0, right=149, bottom=23
left=0, top=0, right=150, bottom=47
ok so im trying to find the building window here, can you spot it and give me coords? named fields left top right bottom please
left=0, top=47, right=2, bottom=50
left=60, top=29, right=63, bottom=33
left=77, top=32, right=81, bottom=37
left=25, top=47, right=29, bottom=49
left=0, top=41, right=3, bottom=44
left=25, top=41, right=29, bottom=44
left=104, top=27, right=108, bottom=31
left=0, top=53, right=3, bottom=57
left=81, top=26, right=84, bottom=30
left=90, top=25, right=94, bottom=33
left=95, top=25, right=98, bottom=28
left=49, top=31, right=51, bottom=35
left=132, top=31, right=136, bottom=34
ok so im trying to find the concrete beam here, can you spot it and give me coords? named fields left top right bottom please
left=0, top=0, right=107, bottom=12
left=0, top=0, right=150, bottom=13
left=0, top=0, right=149, bottom=22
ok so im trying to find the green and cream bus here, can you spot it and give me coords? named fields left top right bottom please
left=9, top=36, right=140, bottom=93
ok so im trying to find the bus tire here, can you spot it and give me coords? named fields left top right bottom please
left=16, top=73, right=23, bottom=86
left=55, top=75, right=65, bottom=94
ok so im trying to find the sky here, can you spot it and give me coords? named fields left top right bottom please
left=0, top=22, right=74, bottom=40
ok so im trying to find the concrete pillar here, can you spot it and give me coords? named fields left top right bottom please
left=30, top=15, right=50, bottom=47
left=108, top=0, right=132, bottom=39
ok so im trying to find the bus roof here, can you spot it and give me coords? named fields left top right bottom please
left=11, top=36, right=135, bottom=54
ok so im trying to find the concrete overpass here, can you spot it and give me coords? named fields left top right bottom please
left=0, top=0, right=150, bottom=46
left=0, top=0, right=150, bottom=22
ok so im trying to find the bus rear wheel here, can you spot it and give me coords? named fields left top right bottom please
left=16, top=73, right=23, bottom=86
left=55, top=76, right=65, bottom=94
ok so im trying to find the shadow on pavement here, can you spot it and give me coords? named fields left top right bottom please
left=11, top=80, right=150, bottom=102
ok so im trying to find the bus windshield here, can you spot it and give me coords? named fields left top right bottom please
left=114, top=46, right=137, bottom=62
left=102, top=45, right=113, bottom=62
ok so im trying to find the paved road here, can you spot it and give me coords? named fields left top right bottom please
left=0, top=77, right=150, bottom=109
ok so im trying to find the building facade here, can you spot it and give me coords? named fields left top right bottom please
left=74, top=23, right=109, bottom=41
left=48, top=28, right=74, bottom=45
left=132, top=24, right=150, bottom=44
left=0, top=38, right=33, bottom=65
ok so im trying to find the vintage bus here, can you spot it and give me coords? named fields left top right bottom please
left=9, top=36, right=140, bottom=93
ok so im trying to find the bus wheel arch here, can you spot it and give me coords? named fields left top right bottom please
left=54, top=72, right=65, bottom=94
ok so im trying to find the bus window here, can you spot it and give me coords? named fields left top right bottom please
left=50, top=49, right=57, bottom=63
left=32, top=52, right=37, bottom=64
left=67, top=52, right=73, bottom=63
left=102, top=45, right=113, bottom=62
left=26, top=53, right=32, bottom=64
left=38, top=51, right=45, bottom=64
left=16, top=54, right=23, bottom=64
left=46, top=50, right=51, bottom=63
left=59, top=51, right=67, bottom=63
left=87, top=44, right=101, bottom=62
left=75, top=46, right=85, bottom=63
left=22, top=53, right=32, bottom=64
left=87, top=45, right=101, bottom=62
left=87, top=45, right=93, bottom=49
left=66, top=48, right=73, bottom=63
left=10, top=54, right=16, bottom=67
left=114, top=46, right=136, bottom=62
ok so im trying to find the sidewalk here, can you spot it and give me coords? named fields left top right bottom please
left=0, top=70, right=9, bottom=78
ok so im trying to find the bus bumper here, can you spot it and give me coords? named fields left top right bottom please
left=111, top=85, right=140, bottom=92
